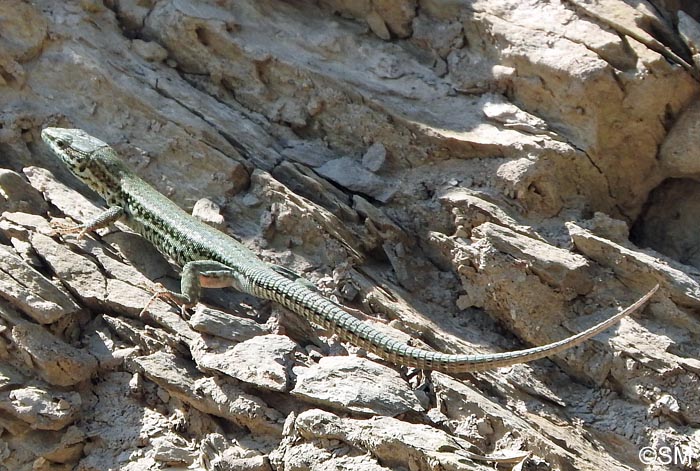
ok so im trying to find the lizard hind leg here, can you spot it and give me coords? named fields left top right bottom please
left=138, top=283, right=193, bottom=319
left=140, top=260, right=241, bottom=318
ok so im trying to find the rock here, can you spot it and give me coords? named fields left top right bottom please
left=152, top=434, right=196, bottom=465
left=131, top=39, right=168, bottom=63
left=678, top=11, right=700, bottom=68
left=568, top=222, right=700, bottom=308
left=319, top=0, right=415, bottom=38
left=0, top=243, right=80, bottom=323
left=131, top=352, right=284, bottom=436
left=361, top=142, right=387, bottom=173
left=12, top=426, right=85, bottom=464
left=316, top=157, right=395, bottom=203
left=0, top=386, right=81, bottom=431
left=293, top=409, right=491, bottom=471
left=0, top=363, right=26, bottom=390
left=251, top=170, right=364, bottom=261
left=23, top=167, right=106, bottom=227
left=191, top=334, right=297, bottom=392
left=78, top=236, right=155, bottom=287
left=279, top=140, right=334, bottom=167
left=482, top=99, right=551, bottom=134
left=189, top=304, right=266, bottom=342
left=353, top=194, right=408, bottom=244
left=201, top=433, right=271, bottom=471
left=10, top=322, right=97, bottom=386
left=29, top=232, right=108, bottom=308
left=192, top=197, right=226, bottom=231
left=411, top=15, right=464, bottom=58
left=632, top=179, right=700, bottom=269
left=585, top=212, right=630, bottom=244
left=365, top=10, right=390, bottom=41
left=101, top=231, right=173, bottom=281
left=430, top=372, right=623, bottom=469
left=372, top=0, right=416, bottom=38
left=0, top=0, right=698, bottom=467
left=472, top=222, right=593, bottom=294
left=271, top=161, right=358, bottom=222
left=659, top=100, right=700, bottom=176
left=0, top=170, right=48, bottom=214
left=113, top=0, right=152, bottom=32
left=292, top=356, right=423, bottom=416
left=438, top=188, right=545, bottom=241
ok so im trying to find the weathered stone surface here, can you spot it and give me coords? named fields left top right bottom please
left=0, top=170, right=48, bottom=214
left=431, top=372, right=632, bottom=470
left=659, top=100, right=700, bottom=177
left=9, top=426, right=85, bottom=464
left=250, top=170, right=364, bottom=261
left=0, top=211, right=53, bottom=239
left=292, top=356, right=423, bottom=416
left=361, top=142, right=387, bottom=173
left=316, top=157, right=396, bottom=203
left=292, top=409, right=494, bottom=471
left=101, top=230, right=173, bottom=281
left=191, top=334, right=297, bottom=392
left=151, top=434, right=197, bottom=465
left=632, top=179, right=700, bottom=270
left=472, top=222, right=593, bottom=294
left=0, top=0, right=699, bottom=468
left=271, top=161, right=358, bottom=223
left=131, top=352, right=284, bottom=436
left=200, top=432, right=271, bottom=471
left=192, top=197, right=226, bottom=230
left=29, top=232, right=108, bottom=307
left=439, top=188, right=545, bottom=241
left=271, top=440, right=390, bottom=471
left=0, top=243, right=80, bottom=323
left=10, top=322, right=96, bottom=386
left=130, top=39, right=169, bottom=63
left=0, top=363, right=26, bottom=390
left=0, top=386, right=81, bottom=431
left=23, top=167, right=106, bottom=226
left=188, top=304, right=266, bottom=342
left=568, top=222, right=700, bottom=308
left=679, top=10, right=700, bottom=68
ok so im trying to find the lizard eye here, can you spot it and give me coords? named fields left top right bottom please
left=56, top=139, right=69, bottom=149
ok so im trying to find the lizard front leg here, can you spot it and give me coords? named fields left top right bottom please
left=51, top=206, right=124, bottom=239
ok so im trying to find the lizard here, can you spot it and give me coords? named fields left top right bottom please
left=41, top=127, right=659, bottom=374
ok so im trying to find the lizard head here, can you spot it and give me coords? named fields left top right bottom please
left=42, top=127, right=126, bottom=201
left=41, top=128, right=108, bottom=175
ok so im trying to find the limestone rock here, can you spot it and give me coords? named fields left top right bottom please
left=316, top=157, right=396, bottom=203
left=11, top=322, right=97, bottom=387
left=0, top=170, right=48, bottom=214
left=472, top=222, right=593, bottom=294
left=0, top=243, right=80, bottom=324
left=131, top=352, right=284, bottom=436
left=291, top=356, right=424, bottom=416
left=0, top=0, right=698, bottom=468
left=191, top=334, right=297, bottom=392
left=0, top=386, right=81, bottom=431
left=188, top=304, right=266, bottom=342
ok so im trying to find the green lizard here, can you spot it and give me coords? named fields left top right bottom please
left=41, top=127, right=658, bottom=373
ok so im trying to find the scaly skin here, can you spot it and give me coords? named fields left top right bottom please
left=41, top=127, right=658, bottom=373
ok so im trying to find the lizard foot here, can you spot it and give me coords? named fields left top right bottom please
left=139, top=282, right=193, bottom=319
left=49, top=218, right=89, bottom=239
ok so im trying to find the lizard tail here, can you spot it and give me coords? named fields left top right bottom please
left=241, top=267, right=658, bottom=373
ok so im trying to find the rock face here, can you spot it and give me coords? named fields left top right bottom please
left=0, top=1, right=699, bottom=470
